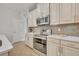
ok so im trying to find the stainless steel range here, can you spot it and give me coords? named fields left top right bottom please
left=33, top=34, right=47, bottom=55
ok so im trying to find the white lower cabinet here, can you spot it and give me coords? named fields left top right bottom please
left=28, top=37, right=33, bottom=48
left=47, top=36, right=79, bottom=56
left=61, top=46, right=79, bottom=56
left=26, top=38, right=33, bottom=49
left=47, top=37, right=61, bottom=56
left=0, top=52, right=8, bottom=56
left=61, top=40, right=79, bottom=56
left=47, top=42, right=60, bottom=56
left=26, top=33, right=33, bottom=49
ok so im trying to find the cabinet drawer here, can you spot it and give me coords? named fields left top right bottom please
left=61, top=40, right=79, bottom=49
left=47, top=38, right=60, bottom=44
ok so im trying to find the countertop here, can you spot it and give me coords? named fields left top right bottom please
left=0, top=35, right=13, bottom=54
left=47, top=34, right=79, bottom=43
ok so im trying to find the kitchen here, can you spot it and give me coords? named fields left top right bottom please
left=26, top=3, right=79, bottom=56
left=0, top=3, right=79, bottom=56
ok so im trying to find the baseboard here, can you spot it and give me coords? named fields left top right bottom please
left=12, top=39, right=25, bottom=44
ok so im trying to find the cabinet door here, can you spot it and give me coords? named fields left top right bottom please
left=28, top=11, right=33, bottom=27
left=61, top=46, right=79, bottom=56
left=47, top=42, right=60, bottom=56
left=29, top=37, right=33, bottom=48
left=25, top=37, right=30, bottom=46
left=42, top=3, right=49, bottom=16
left=37, top=3, right=49, bottom=17
left=50, top=3, right=60, bottom=25
left=32, top=9, right=38, bottom=27
left=37, top=4, right=42, bottom=17
left=75, top=4, right=79, bottom=23
left=60, top=4, right=74, bottom=24
left=28, top=9, right=38, bottom=27
left=71, top=3, right=76, bottom=23
left=26, top=33, right=33, bottom=48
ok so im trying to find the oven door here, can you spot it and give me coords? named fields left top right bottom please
left=33, top=38, right=47, bottom=54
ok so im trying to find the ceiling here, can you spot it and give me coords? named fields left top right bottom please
left=0, top=3, right=37, bottom=12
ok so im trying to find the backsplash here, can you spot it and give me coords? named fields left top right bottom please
left=33, top=23, right=79, bottom=37
left=33, top=25, right=50, bottom=34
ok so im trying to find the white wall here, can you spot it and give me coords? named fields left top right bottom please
left=12, top=11, right=27, bottom=43
left=0, top=8, right=27, bottom=44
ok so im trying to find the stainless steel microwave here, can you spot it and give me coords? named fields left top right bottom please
left=36, top=15, right=49, bottom=26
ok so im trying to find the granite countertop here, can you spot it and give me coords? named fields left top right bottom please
left=0, top=35, right=13, bottom=54
left=47, top=34, right=79, bottom=43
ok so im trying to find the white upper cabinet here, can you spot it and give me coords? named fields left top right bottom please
left=50, top=3, right=60, bottom=25
left=28, top=3, right=79, bottom=27
left=36, top=5, right=42, bottom=17
left=71, top=4, right=76, bottom=23
left=32, top=9, right=38, bottom=27
left=75, top=4, right=79, bottom=23
left=28, top=11, right=33, bottom=27
left=60, top=4, right=74, bottom=24
left=42, top=3, right=49, bottom=16
left=37, top=3, right=49, bottom=17
left=28, top=8, right=38, bottom=27
left=50, top=3, right=75, bottom=25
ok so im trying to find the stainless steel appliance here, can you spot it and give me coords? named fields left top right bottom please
left=33, top=34, right=47, bottom=55
left=36, top=15, right=49, bottom=26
